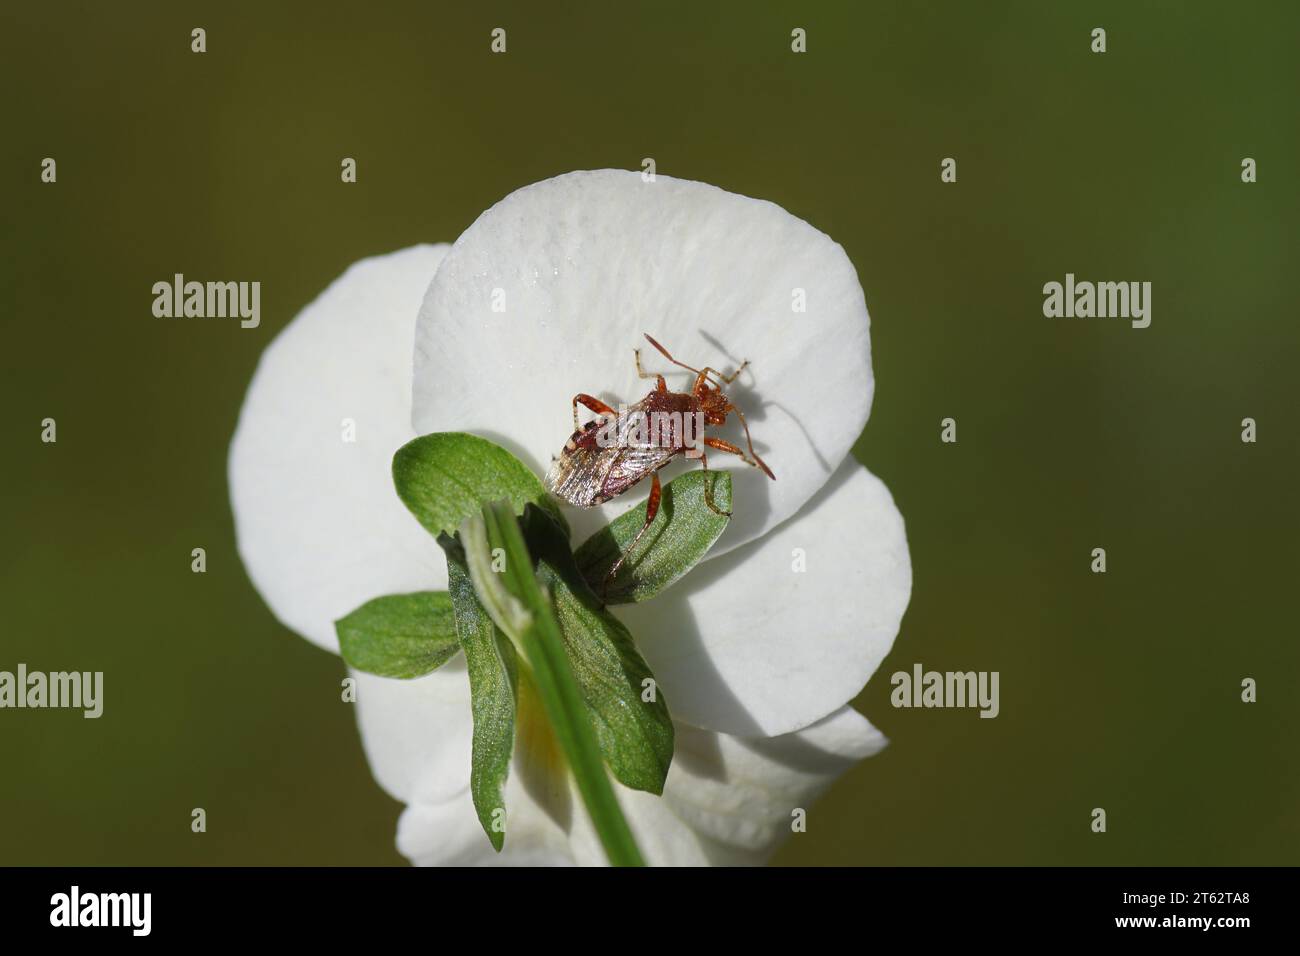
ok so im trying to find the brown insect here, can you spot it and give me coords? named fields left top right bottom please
left=545, top=333, right=775, bottom=588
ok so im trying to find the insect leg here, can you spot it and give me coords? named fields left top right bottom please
left=572, top=393, right=618, bottom=432
left=603, top=471, right=662, bottom=592
left=633, top=348, right=668, bottom=392
left=703, top=435, right=764, bottom=470
left=701, top=362, right=749, bottom=385
left=694, top=451, right=733, bottom=518
left=724, top=404, right=776, bottom=480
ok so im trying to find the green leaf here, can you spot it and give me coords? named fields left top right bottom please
left=440, top=536, right=518, bottom=852
left=392, top=432, right=568, bottom=540
left=334, top=592, right=460, bottom=678
left=470, top=502, right=645, bottom=867
left=522, top=505, right=674, bottom=795
left=574, top=470, right=732, bottom=604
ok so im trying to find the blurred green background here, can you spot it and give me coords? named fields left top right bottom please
left=2, top=1, right=1297, bottom=865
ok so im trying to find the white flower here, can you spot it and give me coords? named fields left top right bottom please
left=229, top=170, right=912, bottom=865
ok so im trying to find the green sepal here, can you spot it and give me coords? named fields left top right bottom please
left=522, top=505, right=674, bottom=795
left=393, top=432, right=568, bottom=540
left=334, top=592, right=460, bottom=679
left=439, top=535, right=518, bottom=852
left=574, top=470, right=732, bottom=604
left=473, top=502, right=645, bottom=867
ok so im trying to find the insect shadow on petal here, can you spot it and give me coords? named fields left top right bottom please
left=544, top=333, right=775, bottom=592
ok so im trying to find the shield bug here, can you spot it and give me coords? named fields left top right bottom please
left=545, top=333, right=775, bottom=589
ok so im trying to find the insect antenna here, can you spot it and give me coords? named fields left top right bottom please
left=643, top=333, right=732, bottom=390
left=643, top=333, right=702, bottom=374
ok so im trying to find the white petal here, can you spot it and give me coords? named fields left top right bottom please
left=352, top=666, right=577, bottom=865
left=387, top=703, right=883, bottom=866
left=229, top=245, right=451, bottom=652
left=648, top=705, right=886, bottom=865
left=412, top=169, right=873, bottom=557
left=397, top=780, right=576, bottom=867
left=351, top=667, right=472, bottom=806
left=615, top=461, right=912, bottom=737
left=353, top=641, right=883, bottom=866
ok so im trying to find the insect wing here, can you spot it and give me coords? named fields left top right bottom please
left=545, top=402, right=677, bottom=506
left=598, top=446, right=674, bottom=501
left=545, top=422, right=620, bottom=507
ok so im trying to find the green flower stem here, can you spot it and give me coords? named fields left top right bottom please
left=467, top=502, right=646, bottom=867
